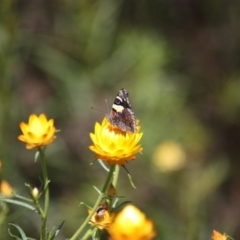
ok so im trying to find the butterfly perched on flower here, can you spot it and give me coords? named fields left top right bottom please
left=106, top=88, right=137, bottom=133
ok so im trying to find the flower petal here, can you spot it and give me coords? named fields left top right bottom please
left=107, top=205, right=156, bottom=240
left=89, top=118, right=143, bottom=165
left=18, top=114, right=56, bottom=149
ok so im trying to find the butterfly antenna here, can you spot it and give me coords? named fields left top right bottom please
left=90, top=106, right=105, bottom=113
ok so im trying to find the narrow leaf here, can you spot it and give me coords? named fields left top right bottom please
left=34, top=151, right=40, bottom=162
left=8, top=223, right=27, bottom=240
left=127, top=173, right=136, bottom=189
left=0, top=198, right=37, bottom=212
left=49, top=221, right=65, bottom=240
left=97, top=159, right=109, bottom=172
left=14, top=193, right=33, bottom=203
left=121, top=165, right=136, bottom=188
left=79, top=202, right=92, bottom=209
left=92, top=186, right=101, bottom=194
left=112, top=201, right=132, bottom=212
left=8, top=229, right=22, bottom=240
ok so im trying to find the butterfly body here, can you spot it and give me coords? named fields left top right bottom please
left=106, top=88, right=137, bottom=133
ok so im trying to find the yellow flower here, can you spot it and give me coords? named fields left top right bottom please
left=88, top=203, right=116, bottom=230
left=18, top=114, right=56, bottom=149
left=107, top=205, right=156, bottom=240
left=89, top=118, right=143, bottom=165
left=212, top=230, right=229, bottom=240
left=152, top=141, right=186, bottom=172
left=0, top=180, right=14, bottom=198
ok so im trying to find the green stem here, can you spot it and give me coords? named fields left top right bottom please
left=81, top=228, right=95, bottom=240
left=32, top=194, right=44, bottom=217
left=39, top=147, right=50, bottom=240
left=112, top=164, right=120, bottom=188
left=69, top=164, right=116, bottom=240
left=94, top=229, right=101, bottom=240
left=108, top=164, right=120, bottom=208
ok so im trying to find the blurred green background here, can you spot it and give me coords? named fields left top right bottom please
left=1, top=0, right=240, bottom=239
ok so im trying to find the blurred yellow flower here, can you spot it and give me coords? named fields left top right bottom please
left=18, top=114, right=56, bottom=149
left=152, top=141, right=186, bottom=172
left=107, top=204, right=156, bottom=240
left=88, top=203, right=116, bottom=230
left=212, top=230, right=228, bottom=240
left=89, top=118, right=143, bottom=165
left=0, top=180, right=13, bottom=198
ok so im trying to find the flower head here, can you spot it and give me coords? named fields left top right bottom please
left=107, top=204, right=156, bottom=240
left=212, top=230, right=229, bottom=240
left=18, top=114, right=56, bottom=149
left=88, top=203, right=116, bottom=230
left=152, top=141, right=186, bottom=172
left=89, top=118, right=143, bottom=165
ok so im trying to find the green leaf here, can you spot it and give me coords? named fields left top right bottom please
left=121, top=165, right=136, bottom=189
left=34, top=151, right=40, bottom=162
left=14, top=193, right=33, bottom=203
left=97, top=159, right=109, bottom=172
left=8, top=229, right=22, bottom=240
left=0, top=198, right=37, bottom=212
left=8, top=223, right=36, bottom=240
left=49, top=221, right=65, bottom=240
left=127, top=172, right=136, bottom=189
left=112, top=200, right=132, bottom=212
left=79, top=202, right=92, bottom=209
left=92, top=186, right=101, bottom=194
left=111, top=197, right=119, bottom=208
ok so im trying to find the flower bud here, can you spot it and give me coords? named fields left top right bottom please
left=107, top=183, right=117, bottom=198
left=32, top=187, right=39, bottom=198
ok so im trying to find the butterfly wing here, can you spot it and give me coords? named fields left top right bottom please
left=111, top=107, right=136, bottom=132
left=107, top=89, right=137, bottom=133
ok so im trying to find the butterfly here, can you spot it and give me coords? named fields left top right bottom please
left=106, top=88, right=137, bottom=133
